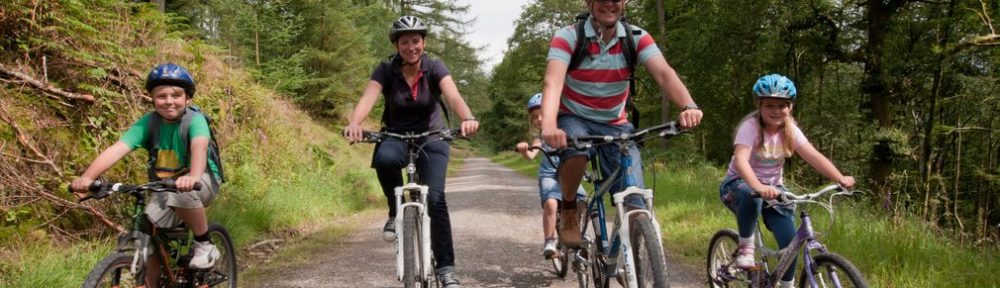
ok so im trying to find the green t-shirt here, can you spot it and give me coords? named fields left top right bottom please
left=119, top=112, right=221, bottom=180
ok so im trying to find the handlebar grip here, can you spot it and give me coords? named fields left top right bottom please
left=158, top=179, right=202, bottom=191
left=88, top=180, right=105, bottom=193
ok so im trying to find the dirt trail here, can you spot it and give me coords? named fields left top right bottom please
left=248, top=157, right=702, bottom=287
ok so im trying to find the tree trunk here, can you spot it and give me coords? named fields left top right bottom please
left=863, top=0, right=910, bottom=211
left=150, top=0, right=165, bottom=12
left=655, top=0, right=670, bottom=149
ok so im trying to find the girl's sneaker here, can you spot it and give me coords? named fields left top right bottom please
left=735, top=244, right=755, bottom=269
left=543, top=239, right=558, bottom=259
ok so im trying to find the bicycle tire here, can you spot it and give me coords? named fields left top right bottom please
left=81, top=252, right=139, bottom=288
left=706, top=229, right=749, bottom=288
left=588, top=212, right=609, bottom=288
left=203, top=222, right=238, bottom=287
left=551, top=213, right=570, bottom=278
left=402, top=206, right=421, bottom=288
left=798, top=252, right=869, bottom=288
left=630, top=215, right=669, bottom=288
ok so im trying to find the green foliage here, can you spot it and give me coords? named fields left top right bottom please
left=0, top=0, right=380, bottom=286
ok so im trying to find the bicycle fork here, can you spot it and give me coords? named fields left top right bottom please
left=394, top=182, right=432, bottom=283
left=609, top=186, right=659, bottom=288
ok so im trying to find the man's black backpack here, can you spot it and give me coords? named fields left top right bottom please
left=144, top=106, right=226, bottom=185
left=567, top=12, right=643, bottom=127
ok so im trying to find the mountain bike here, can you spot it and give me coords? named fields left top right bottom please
left=557, top=121, right=688, bottom=288
left=75, top=180, right=237, bottom=288
left=358, top=128, right=459, bottom=288
left=706, top=184, right=869, bottom=288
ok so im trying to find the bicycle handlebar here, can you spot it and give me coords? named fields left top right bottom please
left=563, top=121, right=688, bottom=151
left=357, top=128, right=461, bottom=144
left=72, top=180, right=202, bottom=202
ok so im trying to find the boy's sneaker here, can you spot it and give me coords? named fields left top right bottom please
left=543, top=239, right=558, bottom=259
left=382, top=218, right=396, bottom=242
left=189, top=241, right=220, bottom=269
left=437, top=272, right=461, bottom=288
left=734, top=244, right=755, bottom=269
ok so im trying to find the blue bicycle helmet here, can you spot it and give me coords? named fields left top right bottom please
left=526, top=93, right=543, bottom=112
left=146, top=63, right=196, bottom=98
left=752, top=74, right=796, bottom=101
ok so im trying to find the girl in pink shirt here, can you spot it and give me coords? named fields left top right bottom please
left=719, top=74, right=855, bottom=287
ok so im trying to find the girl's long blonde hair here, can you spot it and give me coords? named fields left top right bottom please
left=735, top=108, right=799, bottom=158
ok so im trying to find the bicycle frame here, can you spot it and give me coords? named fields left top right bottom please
left=712, top=184, right=857, bottom=288
left=363, top=129, right=455, bottom=284
left=754, top=208, right=832, bottom=286
left=84, top=182, right=209, bottom=287
left=568, top=122, right=683, bottom=288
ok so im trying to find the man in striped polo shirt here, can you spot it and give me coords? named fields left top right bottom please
left=539, top=0, right=703, bottom=247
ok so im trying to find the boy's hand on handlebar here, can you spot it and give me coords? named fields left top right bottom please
left=70, top=177, right=95, bottom=198
left=515, top=142, right=529, bottom=153
left=175, top=175, right=199, bottom=192
left=678, top=109, right=703, bottom=129
left=837, top=176, right=856, bottom=189
left=460, top=119, right=479, bottom=137
left=343, top=123, right=363, bottom=143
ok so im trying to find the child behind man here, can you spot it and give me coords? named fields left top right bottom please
left=515, top=93, right=588, bottom=258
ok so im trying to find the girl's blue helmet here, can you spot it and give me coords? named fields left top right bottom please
left=526, top=93, right=543, bottom=112
left=146, top=63, right=196, bottom=97
left=752, top=74, right=796, bottom=101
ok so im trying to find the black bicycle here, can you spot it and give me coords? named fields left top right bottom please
left=75, top=180, right=237, bottom=288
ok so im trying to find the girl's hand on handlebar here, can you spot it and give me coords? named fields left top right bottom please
left=343, top=123, right=364, bottom=143
left=460, top=119, right=479, bottom=137
left=753, top=184, right=780, bottom=200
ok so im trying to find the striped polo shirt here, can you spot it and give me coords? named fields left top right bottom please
left=547, top=16, right=661, bottom=124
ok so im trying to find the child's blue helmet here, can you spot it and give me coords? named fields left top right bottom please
left=146, top=63, right=196, bottom=98
left=526, top=93, right=543, bottom=112
left=752, top=74, right=796, bottom=101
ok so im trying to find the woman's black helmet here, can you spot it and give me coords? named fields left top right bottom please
left=389, top=15, right=428, bottom=42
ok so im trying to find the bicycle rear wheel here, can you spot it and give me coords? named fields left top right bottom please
left=82, top=252, right=139, bottom=288
left=402, top=206, right=422, bottom=288
left=630, top=215, right=669, bottom=288
left=706, top=229, right=749, bottom=288
left=587, top=211, right=609, bottom=288
left=200, top=222, right=238, bottom=287
left=799, top=252, right=869, bottom=288
left=551, top=212, right=570, bottom=278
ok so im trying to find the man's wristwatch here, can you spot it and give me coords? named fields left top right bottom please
left=681, top=103, right=700, bottom=112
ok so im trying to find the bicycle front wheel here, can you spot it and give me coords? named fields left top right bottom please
left=402, top=206, right=422, bottom=288
left=82, top=252, right=139, bottom=288
left=630, top=215, right=669, bottom=288
left=706, top=229, right=749, bottom=288
left=551, top=213, right=570, bottom=278
left=202, top=222, right=238, bottom=287
left=799, top=252, right=869, bottom=288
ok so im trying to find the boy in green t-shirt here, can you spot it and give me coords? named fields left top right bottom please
left=70, top=64, right=221, bottom=284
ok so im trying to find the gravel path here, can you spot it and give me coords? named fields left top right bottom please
left=249, top=157, right=702, bottom=288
